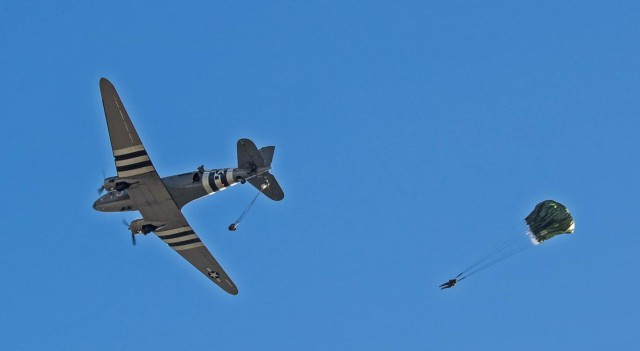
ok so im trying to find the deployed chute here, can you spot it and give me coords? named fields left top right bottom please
left=442, top=199, right=575, bottom=288
left=525, top=200, right=575, bottom=244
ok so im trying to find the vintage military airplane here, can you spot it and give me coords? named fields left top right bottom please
left=92, top=78, right=284, bottom=295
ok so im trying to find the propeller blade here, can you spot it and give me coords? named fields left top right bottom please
left=123, top=219, right=137, bottom=246
left=98, top=170, right=107, bottom=194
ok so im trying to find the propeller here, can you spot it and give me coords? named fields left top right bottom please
left=98, top=170, right=107, bottom=194
left=122, top=219, right=136, bottom=246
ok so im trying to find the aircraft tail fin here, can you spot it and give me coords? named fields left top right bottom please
left=237, top=139, right=284, bottom=201
left=259, top=146, right=275, bottom=168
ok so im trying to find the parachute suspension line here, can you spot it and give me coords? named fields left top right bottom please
left=228, top=190, right=261, bottom=231
left=454, top=200, right=575, bottom=283
left=457, top=232, right=523, bottom=276
left=458, top=239, right=531, bottom=280
left=456, top=229, right=532, bottom=280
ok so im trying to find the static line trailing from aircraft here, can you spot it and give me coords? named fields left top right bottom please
left=93, top=78, right=284, bottom=295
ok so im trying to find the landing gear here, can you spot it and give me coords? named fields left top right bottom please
left=114, top=182, right=130, bottom=192
left=235, top=176, right=246, bottom=184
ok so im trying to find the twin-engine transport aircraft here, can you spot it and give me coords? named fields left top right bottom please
left=92, top=78, right=284, bottom=295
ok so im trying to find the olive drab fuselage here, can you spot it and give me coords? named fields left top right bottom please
left=93, top=167, right=269, bottom=212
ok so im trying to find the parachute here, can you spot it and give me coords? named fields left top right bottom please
left=525, top=200, right=575, bottom=244
left=444, top=199, right=575, bottom=286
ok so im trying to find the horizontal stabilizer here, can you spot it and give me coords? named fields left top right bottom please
left=237, top=138, right=265, bottom=170
left=238, top=138, right=283, bottom=200
left=248, top=172, right=284, bottom=201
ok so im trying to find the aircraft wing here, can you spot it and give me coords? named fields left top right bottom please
left=99, top=78, right=238, bottom=295
left=130, top=176, right=238, bottom=295
left=100, top=78, right=156, bottom=178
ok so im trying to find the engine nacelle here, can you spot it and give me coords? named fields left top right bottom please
left=128, top=219, right=163, bottom=234
left=102, top=176, right=138, bottom=192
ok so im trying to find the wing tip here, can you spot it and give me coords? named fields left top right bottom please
left=99, top=77, right=114, bottom=91
left=223, top=282, right=239, bottom=295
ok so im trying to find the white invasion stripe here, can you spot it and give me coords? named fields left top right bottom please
left=115, top=155, right=150, bottom=167
left=173, top=242, right=204, bottom=251
left=162, top=234, right=198, bottom=244
left=118, top=166, right=155, bottom=177
left=226, top=169, right=235, bottom=185
left=214, top=172, right=224, bottom=190
left=202, top=171, right=214, bottom=194
left=156, top=226, right=192, bottom=236
left=114, top=145, right=145, bottom=156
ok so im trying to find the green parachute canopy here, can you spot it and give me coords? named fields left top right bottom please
left=525, top=200, right=575, bottom=244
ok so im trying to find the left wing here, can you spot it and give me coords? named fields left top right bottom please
left=99, top=78, right=238, bottom=295
left=100, top=78, right=155, bottom=178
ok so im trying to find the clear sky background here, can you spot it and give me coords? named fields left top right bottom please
left=1, top=1, right=639, bottom=350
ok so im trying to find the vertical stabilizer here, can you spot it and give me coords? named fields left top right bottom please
left=259, top=146, right=275, bottom=168
left=236, top=139, right=284, bottom=201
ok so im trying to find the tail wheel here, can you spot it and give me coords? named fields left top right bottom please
left=236, top=176, right=246, bottom=184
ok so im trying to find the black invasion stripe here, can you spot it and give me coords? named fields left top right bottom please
left=158, top=230, right=195, bottom=240
left=208, top=173, right=220, bottom=192
left=220, top=169, right=230, bottom=187
left=114, top=150, right=148, bottom=161
left=116, top=160, right=153, bottom=172
left=168, top=238, right=202, bottom=247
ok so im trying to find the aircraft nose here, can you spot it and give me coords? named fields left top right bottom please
left=92, top=199, right=100, bottom=211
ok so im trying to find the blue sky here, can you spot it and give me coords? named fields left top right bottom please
left=1, top=1, right=639, bottom=350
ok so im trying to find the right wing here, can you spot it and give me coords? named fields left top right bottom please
left=99, top=78, right=238, bottom=295
left=152, top=216, right=239, bottom=295
left=125, top=171, right=238, bottom=295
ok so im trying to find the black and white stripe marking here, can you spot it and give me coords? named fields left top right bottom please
left=156, top=226, right=204, bottom=250
left=114, top=146, right=155, bottom=177
left=202, top=169, right=240, bottom=195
